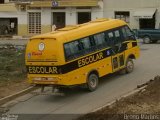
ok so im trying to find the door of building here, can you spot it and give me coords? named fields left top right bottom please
left=0, top=0, right=4, bottom=4
left=139, top=14, right=155, bottom=29
left=0, top=18, right=18, bottom=35
left=77, top=12, right=91, bottom=24
left=53, top=12, right=65, bottom=29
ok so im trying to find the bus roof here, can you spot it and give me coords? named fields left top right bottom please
left=31, top=18, right=126, bottom=43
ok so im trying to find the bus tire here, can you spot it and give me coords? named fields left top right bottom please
left=87, top=73, right=99, bottom=92
left=126, top=58, right=134, bottom=73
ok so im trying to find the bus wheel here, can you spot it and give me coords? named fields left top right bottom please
left=87, top=73, right=98, bottom=92
left=126, top=58, right=134, bottom=73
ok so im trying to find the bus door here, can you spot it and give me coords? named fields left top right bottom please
left=111, top=52, right=125, bottom=72
left=108, top=30, right=125, bottom=72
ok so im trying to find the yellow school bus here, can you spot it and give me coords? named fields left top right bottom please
left=25, top=18, right=140, bottom=92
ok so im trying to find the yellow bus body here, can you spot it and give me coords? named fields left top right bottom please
left=25, top=18, right=140, bottom=87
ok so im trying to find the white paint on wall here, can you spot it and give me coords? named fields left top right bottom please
left=41, top=8, right=51, bottom=25
left=103, top=0, right=160, bottom=29
left=0, top=1, right=104, bottom=30
left=91, top=0, right=103, bottom=20
left=18, top=12, right=27, bottom=24
left=0, top=12, right=26, bottom=25
left=104, top=0, right=159, bottom=9
left=155, top=9, right=160, bottom=29
left=91, top=10, right=103, bottom=20
left=0, top=12, right=18, bottom=18
left=129, top=10, right=139, bottom=29
left=104, top=11, right=114, bottom=19
left=2, top=0, right=160, bottom=32
left=4, top=0, right=9, bottom=3
left=66, top=7, right=77, bottom=25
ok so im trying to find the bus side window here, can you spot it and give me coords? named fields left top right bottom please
left=114, top=30, right=124, bottom=52
left=80, top=37, right=91, bottom=54
left=104, top=31, right=110, bottom=45
left=64, top=44, right=72, bottom=60
left=77, top=41, right=83, bottom=51
left=108, top=32, right=114, bottom=46
left=122, top=27, right=127, bottom=41
left=114, top=30, right=121, bottom=44
left=81, top=37, right=91, bottom=49
left=70, top=41, right=79, bottom=58
left=89, top=36, right=97, bottom=52
left=122, top=26, right=135, bottom=41
left=90, top=36, right=96, bottom=47
left=76, top=37, right=90, bottom=57
left=125, top=26, right=133, bottom=37
left=107, top=31, right=121, bottom=53
left=64, top=41, right=79, bottom=61
left=93, top=32, right=106, bottom=49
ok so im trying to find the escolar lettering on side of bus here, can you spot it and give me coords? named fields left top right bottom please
left=28, top=66, right=58, bottom=74
left=78, top=52, right=104, bottom=68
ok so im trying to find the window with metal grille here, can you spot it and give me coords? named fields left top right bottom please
left=28, top=12, right=41, bottom=34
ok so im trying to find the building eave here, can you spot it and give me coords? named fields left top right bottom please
left=0, top=3, right=18, bottom=12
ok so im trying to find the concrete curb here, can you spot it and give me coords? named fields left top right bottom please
left=0, top=86, right=36, bottom=106
left=91, top=85, right=147, bottom=113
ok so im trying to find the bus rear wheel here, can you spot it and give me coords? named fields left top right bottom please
left=126, top=58, right=134, bottom=73
left=87, top=73, right=99, bottom=92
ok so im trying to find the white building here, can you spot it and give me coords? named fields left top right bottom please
left=0, top=0, right=103, bottom=36
left=103, top=0, right=159, bottom=29
left=0, top=0, right=160, bottom=36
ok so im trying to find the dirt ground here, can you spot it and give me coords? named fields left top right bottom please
left=78, top=76, right=160, bottom=120
left=0, top=80, right=30, bottom=99
left=0, top=44, right=29, bottom=99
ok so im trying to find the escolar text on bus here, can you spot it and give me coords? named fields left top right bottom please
left=78, top=52, right=104, bottom=68
left=28, top=66, right=58, bottom=74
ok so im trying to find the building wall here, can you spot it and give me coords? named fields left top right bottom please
left=18, top=11, right=28, bottom=36
left=103, top=0, right=160, bottom=29
left=156, top=7, right=160, bottom=29
left=2, top=0, right=160, bottom=36
left=65, top=1, right=104, bottom=26
left=104, top=0, right=159, bottom=9
left=33, top=4, right=103, bottom=34
left=4, top=0, right=9, bottom=3
left=66, top=7, right=77, bottom=25
left=92, top=0, right=103, bottom=20
left=0, top=12, right=18, bottom=18
left=41, top=8, right=52, bottom=33
left=18, top=24, right=28, bottom=36
left=0, top=11, right=28, bottom=36
left=0, top=1, right=103, bottom=36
